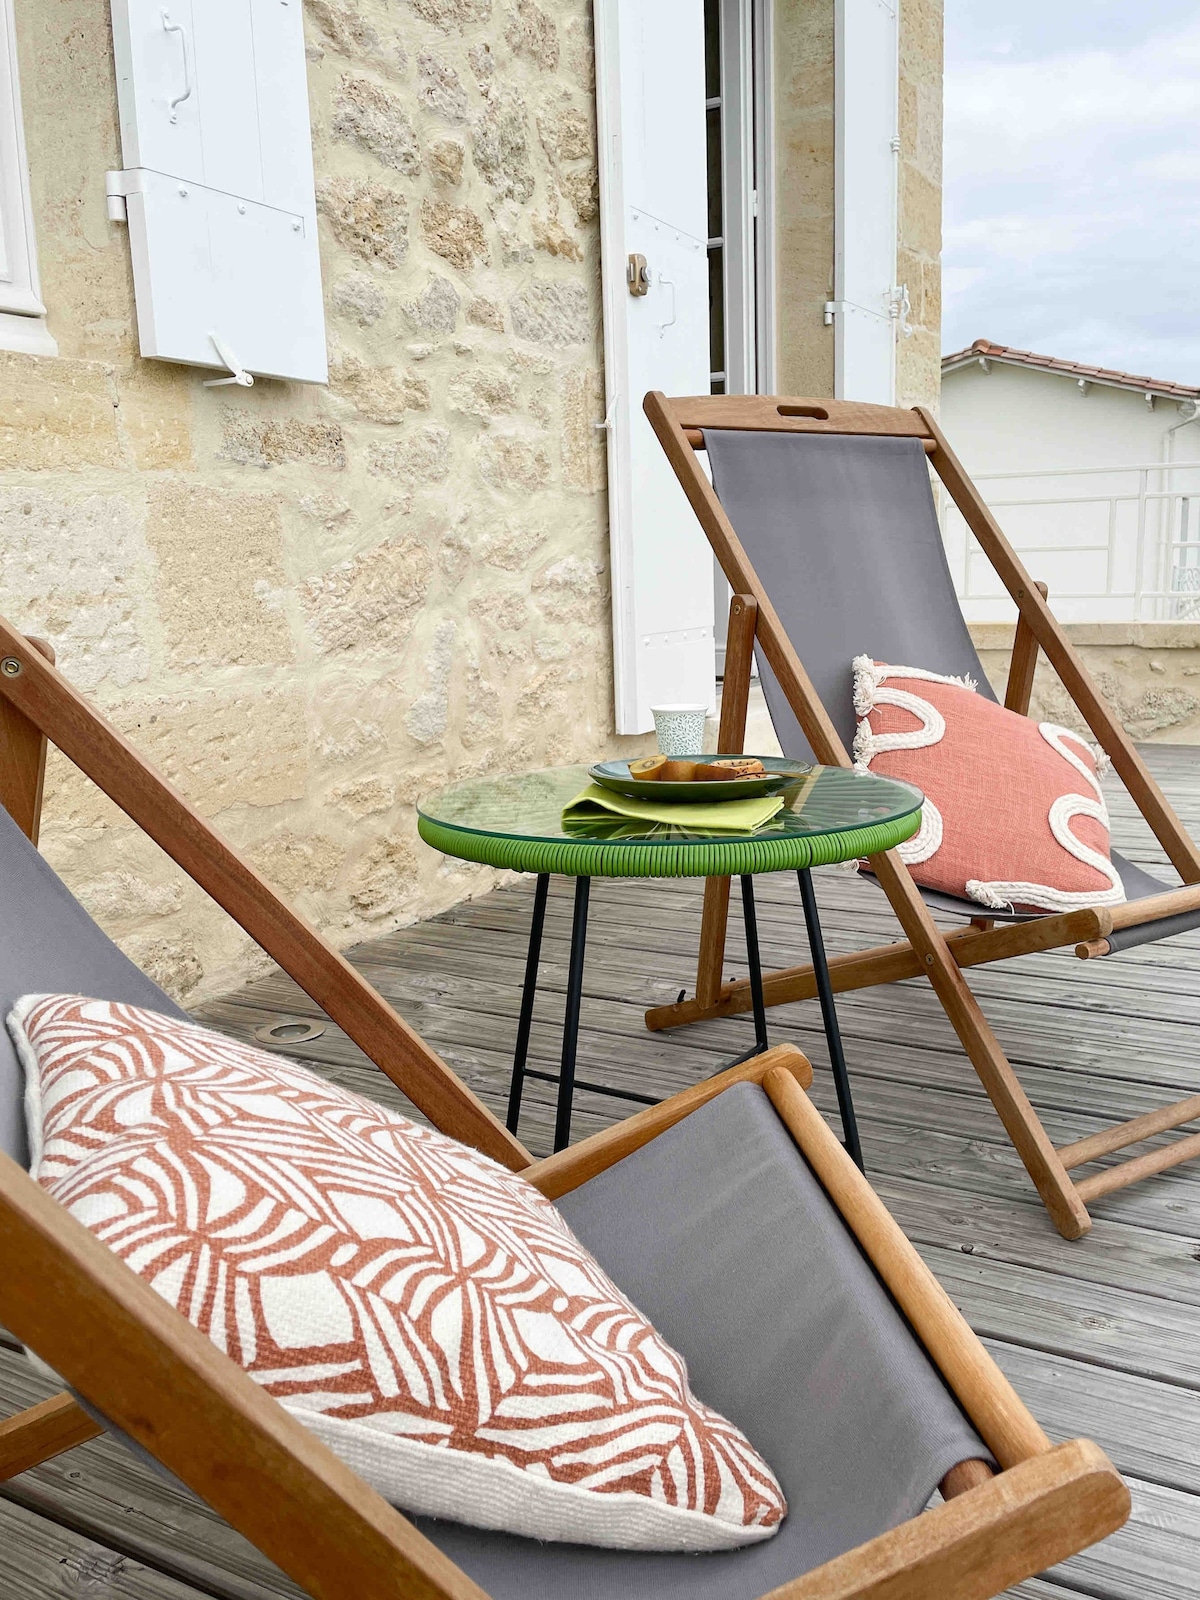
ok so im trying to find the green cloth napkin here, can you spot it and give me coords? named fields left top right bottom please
left=562, top=783, right=785, bottom=834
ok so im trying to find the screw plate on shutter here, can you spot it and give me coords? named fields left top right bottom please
left=627, top=253, right=650, bottom=296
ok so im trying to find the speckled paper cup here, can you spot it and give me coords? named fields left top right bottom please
left=650, top=704, right=708, bottom=756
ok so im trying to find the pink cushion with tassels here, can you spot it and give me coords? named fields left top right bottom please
left=852, top=658, right=1125, bottom=914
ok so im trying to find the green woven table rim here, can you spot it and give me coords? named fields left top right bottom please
left=417, top=809, right=920, bottom=879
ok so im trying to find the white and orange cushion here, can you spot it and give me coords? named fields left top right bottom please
left=10, top=994, right=786, bottom=1552
left=852, top=657, right=1125, bottom=914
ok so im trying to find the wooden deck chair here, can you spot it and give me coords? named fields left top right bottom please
left=643, top=392, right=1200, bottom=1242
left=0, top=618, right=1128, bottom=1598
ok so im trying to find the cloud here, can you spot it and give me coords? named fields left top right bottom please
left=943, top=9, right=1200, bottom=382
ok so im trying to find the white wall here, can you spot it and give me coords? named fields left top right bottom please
left=940, top=361, right=1200, bottom=623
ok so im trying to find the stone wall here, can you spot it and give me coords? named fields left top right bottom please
left=5, top=0, right=639, bottom=1005
left=773, top=0, right=943, bottom=411
left=971, top=623, right=1200, bottom=744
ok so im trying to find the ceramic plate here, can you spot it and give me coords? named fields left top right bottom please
left=588, top=755, right=813, bottom=802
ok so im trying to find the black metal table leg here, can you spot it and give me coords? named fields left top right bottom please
left=741, top=875, right=770, bottom=1053
left=553, top=876, right=591, bottom=1153
left=507, top=873, right=549, bottom=1134
left=797, top=867, right=864, bottom=1170
left=710, top=875, right=772, bottom=1074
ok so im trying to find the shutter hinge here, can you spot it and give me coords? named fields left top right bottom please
left=104, top=169, right=145, bottom=223
left=823, top=301, right=837, bottom=326
left=888, top=284, right=913, bottom=338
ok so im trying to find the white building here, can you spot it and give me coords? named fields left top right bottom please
left=940, top=339, right=1200, bottom=623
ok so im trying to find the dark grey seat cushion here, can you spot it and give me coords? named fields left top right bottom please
left=703, top=428, right=1200, bottom=948
left=417, top=1083, right=986, bottom=1598
left=0, top=804, right=186, bottom=1165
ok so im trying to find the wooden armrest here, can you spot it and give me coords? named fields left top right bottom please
left=523, top=1045, right=813, bottom=1201
left=764, top=1439, right=1128, bottom=1600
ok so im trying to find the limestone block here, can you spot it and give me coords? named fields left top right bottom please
left=407, top=0, right=492, bottom=30
left=123, top=931, right=205, bottom=1002
left=472, top=86, right=534, bottom=203
left=0, top=489, right=152, bottom=692
left=476, top=432, right=551, bottom=491
left=467, top=296, right=505, bottom=331
left=247, top=830, right=344, bottom=894
left=532, top=211, right=583, bottom=261
left=468, top=41, right=496, bottom=81
left=505, top=0, right=559, bottom=70
left=407, top=618, right=458, bottom=743
left=328, top=775, right=396, bottom=817
left=510, top=279, right=590, bottom=346
left=73, top=870, right=184, bottom=926
left=114, top=361, right=194, bottom=471
left=348, top=834, right=421, bottom=920
left=418, top=51, right=470, bottom=121
left=331, top=273, right=388, bottom=326
left=429, top=138, right=466, bottom=186
left=330, top=354, right=431, bottom=422
left=448, top=366, right=518, bottom=418
left=368, top=424, right=452, bottom=484
left=560, top=367, right=605, bottom=492
left=219, top=409, right=347, bottom=469
left=332, top=75, right=422, bottom=174
left=461, top=670, right=502, bottom=747
left=420, top=197, right=489, bottom=268
left=470, top=590, right=529, bottom=631
left=0, top=353, right=119, bottom=470
left=402, top=276, right=461, bottom=333
left=317, top=177, right=409, bottom=267
left=559, top=166, right=599, bottom=225
left=146, top=481, right=293, bottom=668
left=306, top=0, right=405, bottom=73
left=120, top=687, right=309, bottom=811
left=479, top=519, right=547, bottom=569
left=302, top=534, right=435, bottom=655
left=537, top=102, right=593, bottom=164
left=531, top=554, right=604, bottom=621
left=898, top=162, right=941, bottom=258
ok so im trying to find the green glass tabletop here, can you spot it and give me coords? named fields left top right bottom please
left=417, top=763, right=923, bottom=879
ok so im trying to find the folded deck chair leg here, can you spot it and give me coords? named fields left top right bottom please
left=0, top=1392, right=101, bottom=1480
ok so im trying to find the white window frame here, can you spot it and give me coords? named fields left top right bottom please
left=0, top=0, right=54, bottom=355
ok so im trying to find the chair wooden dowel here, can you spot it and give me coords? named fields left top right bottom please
left=763, top=1066, right=1051, bottom=1469
left=1107, top=883, right=1200, bottom=929
left=1075, top=939, right=1111, bottom=960
left=939, top=1458, right=995, bottom=1500
left=1057, top=1095, right=1200, bottom=1171
left=1073, top=1129, right=1200, bottom=1203
left=0, top=1393, right=101, bottom=1481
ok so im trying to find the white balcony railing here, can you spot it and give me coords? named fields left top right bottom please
left=941, top=459, right=1200, bottom=624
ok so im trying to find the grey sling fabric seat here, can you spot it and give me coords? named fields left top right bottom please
left=0, top=802, right=986, bottom=1596
left=0, top=804, right=188, bottom=1167
left=704, top=428, right=1200, bottom=947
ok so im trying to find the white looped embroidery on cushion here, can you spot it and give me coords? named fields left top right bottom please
left=853, top=659, right=1125, bottom=912
left=966, top=722, right=1125, bottom=911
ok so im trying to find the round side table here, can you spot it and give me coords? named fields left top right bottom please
left=418, top=764, right=923, bottom=1159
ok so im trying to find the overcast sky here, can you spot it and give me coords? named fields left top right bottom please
left=942, top=1, right=1200, bottom=384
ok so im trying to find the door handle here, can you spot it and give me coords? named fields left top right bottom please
left=161, top=9, right=193, bottom=123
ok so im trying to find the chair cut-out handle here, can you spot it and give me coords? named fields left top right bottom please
left=777, top=404, right=830, bottom=420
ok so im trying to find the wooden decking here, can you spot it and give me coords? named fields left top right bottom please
left=3, top=746, right=1200, bottom=1598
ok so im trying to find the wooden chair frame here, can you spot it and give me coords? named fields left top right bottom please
left=643, top=392, right=1200, bottom=1242
left=0, top=617, right=1129, bottom=1595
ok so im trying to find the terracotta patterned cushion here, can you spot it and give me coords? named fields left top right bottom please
left=852, top=657, right=1125, bottom=914
left=10, top=994, right=786, bottom=1551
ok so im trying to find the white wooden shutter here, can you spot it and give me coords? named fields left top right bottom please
left=109, top=0, right=326, bottom=385
left=0, top=0, right=48, bottom=327
left=832, top=0, right=899, bottom=403
left=595, top=0, right=715, bottom=735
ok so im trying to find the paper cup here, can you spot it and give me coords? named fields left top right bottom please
left=650, top=703, right=708, bottom=757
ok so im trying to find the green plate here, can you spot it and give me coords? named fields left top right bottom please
left=588, top=754, right=813, bottom=802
